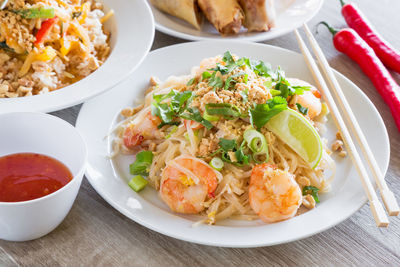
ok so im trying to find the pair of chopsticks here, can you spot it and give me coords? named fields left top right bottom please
left=294, top=24, right=399, bottom=227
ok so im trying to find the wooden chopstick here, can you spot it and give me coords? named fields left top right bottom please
left=302, top=24, right=399, bottom=216
left=294, top=28, right=389, bottom=227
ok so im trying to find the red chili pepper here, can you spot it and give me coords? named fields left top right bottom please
left=319, top=22, right=400, bottom=131
left=340, top=0, right=400, bottom=74
left=34, top=17, right=58, bottom=45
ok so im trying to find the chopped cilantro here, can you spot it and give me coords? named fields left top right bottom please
left=224, top=72, right=247, bottom=90
left=274, top=82, right=310, bottom=98
left=209, top=63, right=229, bottom=75
left=151, top=90, right=193, bottom=126
left=179, top=107, right=213, bottom=130
left=72, top=11, right=82, bottom=19
left=275, top=82, right=291, bottom=98
left=208, top=72, right=223, bottom=90
left=151, top=102, right=175, bottom=124
left=249, top=96, right=288, bottom=129
left=219, top=138, right=236, bottom=151
left=0, top=41, right=14, bottom=53
left=296, top=103, right=309, bottom=116
left=202, top=71, right=212, bottom=80
left=217, top=138, right=249, bottom=166
left=252, top=60, right=275, bottom=79
left=222, top=51, right=235, bottom=65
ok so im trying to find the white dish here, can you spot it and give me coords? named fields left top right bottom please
left=151, top=0, right=323, bottom=41
left=76, top=41, right=390, bottom=247
left=0, top=0, right=154, bottom=114
left=0, top=112, right=87, bottom=242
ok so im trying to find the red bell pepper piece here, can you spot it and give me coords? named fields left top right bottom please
left=34, top=17, right=58, bottom=45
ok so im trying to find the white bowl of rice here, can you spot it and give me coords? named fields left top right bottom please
left=0, top=0, right=154, bottom=113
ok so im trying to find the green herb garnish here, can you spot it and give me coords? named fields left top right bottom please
left=249, top=96, right=288, bottom=129
left=202, top=71, right=212, bottom=80
left=243, top=128, right=269, bottom=163
left=296, top=103, right=309, bottom=116
left=208, top=72, right=223, bottom=90
left=216, top=138, right=249, bottom=166
left=224, top=72, right=248, bottom=90
left=0, top=41, right=14, bottom=53
left=72, top=11, right=82, bottom=19
left=13, top=7, right=55, bottom=19
left=129, top=151, right=153, bottom=176
left=302, top=186, right=320, bottom=203
left=151, top=90, right=193, bottom=126
left=179, top=107, right=213, bottom=130
left=128, top=175, right=148, bottom=192
left=222, top=51, right=235, bottom=65
left=274, top=81, right=310, bottom=99
left=205, top=103, right=241, bottom=119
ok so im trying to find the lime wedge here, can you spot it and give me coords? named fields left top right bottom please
left=266, top=109, right=323, bottom=169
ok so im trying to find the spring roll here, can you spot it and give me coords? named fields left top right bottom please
left=198, top=0, right=244, bottom=35
left=239, top=0, right=276, bottom=32
left=150, top=0, right=202, bottom=30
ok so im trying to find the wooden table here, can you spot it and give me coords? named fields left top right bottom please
left=1, top=0, right=400, bottom=265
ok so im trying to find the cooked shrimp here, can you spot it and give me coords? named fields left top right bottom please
left=123, top=111, right=161, bottom=149
left=160, top=156, right=219, bottom=214
left=249, top=163, right=302, bottom=223
left=287, top=78, right=322, bottom=119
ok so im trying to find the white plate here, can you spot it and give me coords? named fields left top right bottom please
left=151, top=0, right=323, bottom=41
left=0, top=0, right=154, bottom=113
left=76, top=41, right=390, bottom=247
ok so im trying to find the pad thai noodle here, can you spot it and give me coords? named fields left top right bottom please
left=0, top=0, right=113, bottom=98
left=112, top=52, right=336, bottom=225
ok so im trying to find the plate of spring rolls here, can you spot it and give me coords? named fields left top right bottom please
left=149, top=0, right=323, bottom=41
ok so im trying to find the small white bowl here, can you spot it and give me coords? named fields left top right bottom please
left=0, top=112, right=87, bottom=242
left=0, top=0, right=155, bottom=113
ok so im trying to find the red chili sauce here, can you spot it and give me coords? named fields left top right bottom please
left=0, top=153, right=73, bottom=202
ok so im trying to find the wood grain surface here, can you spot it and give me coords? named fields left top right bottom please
left=1, top=0, right=400, bottom=266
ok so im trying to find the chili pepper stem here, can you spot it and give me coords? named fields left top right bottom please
left=317, top=22, right=339, bottom=36
left=339, top=0, right=346, bottom=7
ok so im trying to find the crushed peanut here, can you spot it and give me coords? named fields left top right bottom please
left=336, top=131, right=343, bottom=141
left=302, top=194, right=316, bottom=209
left=120, top=107, right=133, bottom=117
left=149, top=76, right=160, bottom=86
left=331, top=140, right=344, bottom=152
left=297, top=176, right=311, bottom=187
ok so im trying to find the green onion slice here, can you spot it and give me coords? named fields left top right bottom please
left=270, top=89, right=281, bottom=96
left=165, top=125, right=178, bottom=139
left=210, top=157, right=224, bottom=171
left=13, top=7, right=55, bottom=19
left=203, top=109, right=220, bottom=121
left=205, top=103, right=241, bottom=119
left=243, top=128, right=269, bottom=163
left=129, top=151, right=153, bottom=176
left=128, top=175, right=148, bottom=192
left=252, top=151, right=269, bottom=164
